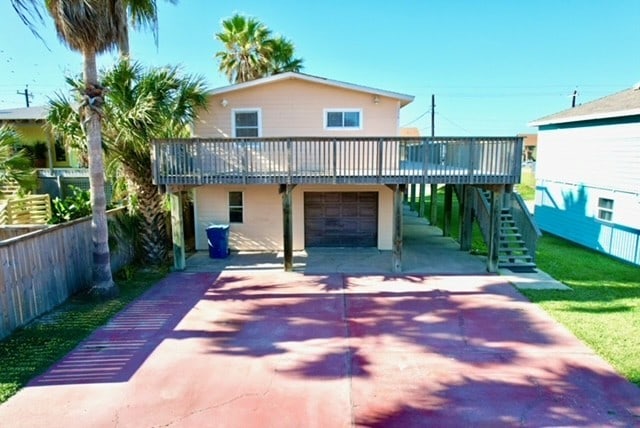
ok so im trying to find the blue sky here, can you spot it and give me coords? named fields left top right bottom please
left=1, top=1, right=639, bottom=136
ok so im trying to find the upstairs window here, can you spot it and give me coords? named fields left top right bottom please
left=229, top=191, right=243, bottom=223
left=597, top=198, right=614, bottom=222
left=324, top=109, right=362, bottom=130
left=233, top=110, right=261, bottom=137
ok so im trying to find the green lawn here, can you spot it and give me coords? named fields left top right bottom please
left=0, top=267, right=167, bottom=404
left=522, top=235, right=640, bottom=387
left=516, top=167, right=536, bottom=201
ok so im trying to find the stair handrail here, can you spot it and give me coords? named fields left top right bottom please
left=473, top=187, right=491, bottom=245
left=509, top=192, right=542, bottom=261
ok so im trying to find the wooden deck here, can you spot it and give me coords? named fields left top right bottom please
left=151, top=137, right=522, bottom=186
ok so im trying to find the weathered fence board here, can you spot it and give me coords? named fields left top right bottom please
left=0, top=209, right=134, bottom=339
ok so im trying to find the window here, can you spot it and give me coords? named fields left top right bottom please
left=54, top=138, right=67, bottom=162
left=233, top=110, right=260, bottom=137
left=597, top=198, right=614, bottom=222
left=324, top=109, right=362, bottom=130
left=229, top=191, right=243, bottom=223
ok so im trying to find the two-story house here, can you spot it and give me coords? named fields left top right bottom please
left=530, top=84, right=640, bottom=265
left=153, top=72, right=524, bottom=272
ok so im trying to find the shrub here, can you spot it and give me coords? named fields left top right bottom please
left=49, top=185, right=92, bottom=224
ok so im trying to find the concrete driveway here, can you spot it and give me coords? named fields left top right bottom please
left=1, top=270, right=639, bottom=427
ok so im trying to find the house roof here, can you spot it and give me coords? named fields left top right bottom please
left=529, top=84, right=640, bottom=127
left=0, top=106, right=48, bottom=122
left=400, top=127, right=421, bottom=137
left=209, top=72, right=415, bottom=107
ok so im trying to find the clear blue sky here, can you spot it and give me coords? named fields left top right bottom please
left=1, top=1, right=639, bottom=136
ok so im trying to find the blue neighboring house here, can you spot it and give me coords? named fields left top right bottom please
left=529, top=84, right=640, bottom=266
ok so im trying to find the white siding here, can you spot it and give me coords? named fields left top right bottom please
left=536, top=122, right=640, bottom=194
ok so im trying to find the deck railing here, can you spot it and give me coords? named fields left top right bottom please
left=152, top=137, right=522, bottom=186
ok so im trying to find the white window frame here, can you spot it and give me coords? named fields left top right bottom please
left=597, top=197, right=614, bottom=222
left=229, top=191, right=244, bottom=223
left=232, top=108, right=262, bottom=138
left=324, top=108, right=363, bottom=130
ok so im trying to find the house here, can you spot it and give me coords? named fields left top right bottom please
left=153, top=72, right=525, bottom=271
left=0, top=106, right=78, bottom=168
left=518, top=133, right=537, bottom=162
left=529, top=84, right=640, bottom=265
left=0, top=106, right=91, bottom=200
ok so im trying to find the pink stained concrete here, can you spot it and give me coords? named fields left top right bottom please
left=0, top=271, right=638, bottom=427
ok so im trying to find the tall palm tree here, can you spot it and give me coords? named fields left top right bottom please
left=267, top=36, right=304, bottom=75
left=119, top=0, right=175, bottom=58
left=13, top=0, right=127, bottom=298
left=48, top=59, right=208, bottom=264
left=215, top=14, right=274, bottom=83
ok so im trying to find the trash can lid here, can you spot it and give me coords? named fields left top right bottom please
left=206, top=224, right=230, bottom=230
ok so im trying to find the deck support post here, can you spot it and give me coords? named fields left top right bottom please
left=418, top=184, right=426, bottom=218
left=443, top=184, right=453, bottom=236
left=410, top=184, right=417, bottom=211
left=460, top=185, right=474, bottom=251
left=390, top=184, right=405, bottom=273
left=430, top=183, right=438, bottom=225
left=169, top=191, right=185, bottom=271
left=487, top=186, right=504, bottom=273
left=280, top=184, right=295, bottom=272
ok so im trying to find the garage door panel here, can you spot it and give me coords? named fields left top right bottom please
left=304, top=192, right=378, bottom=247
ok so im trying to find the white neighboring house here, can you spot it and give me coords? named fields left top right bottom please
left=529, top=84, right=640, bottom=265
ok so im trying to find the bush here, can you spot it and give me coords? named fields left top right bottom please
left=49, top=186, right=92, bottom=224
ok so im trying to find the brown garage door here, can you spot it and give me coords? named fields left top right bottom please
left=304, top=192, right=378, bottom=247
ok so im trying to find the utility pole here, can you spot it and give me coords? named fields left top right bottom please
left=17, top=85, right=33, bottom=107
left=431, top=94, right=435, bottom=138
left=429, top=94, right=438, bottom=225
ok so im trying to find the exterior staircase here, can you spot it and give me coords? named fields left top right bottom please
left=498, top=207, right=536, bottom=269
left=471, top=188, right=541, bottom=270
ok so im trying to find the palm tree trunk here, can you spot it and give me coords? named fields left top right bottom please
left=126, top=167, right=168, bottom=264
left=83, top=49, right=118, bottom=297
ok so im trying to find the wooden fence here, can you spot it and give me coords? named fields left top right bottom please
left=0, top=194, right=51, bottom=225
left=0, top=208, right=134, bottom=339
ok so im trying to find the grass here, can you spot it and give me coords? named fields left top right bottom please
left=516, top=167, right=536, bottom=201
left=0, top=266, right=168, bottom=404
left=409, top=188, right=488, bottom=255
left=521, top=235, right=640, bottom=387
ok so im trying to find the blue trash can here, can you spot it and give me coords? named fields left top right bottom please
left=206, top=224, right=230, bottom=259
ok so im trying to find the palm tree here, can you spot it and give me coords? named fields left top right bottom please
left=13, top=0, right=127, bottom=298
left=48, top=59, right=208, bottom=264
left=215, top=14, right=274, bottom=83
left=0, top=125, right=35, bottom=197
left=119, top=0, right=175, bottom=58
left=267, top=36, right=304, bottom=75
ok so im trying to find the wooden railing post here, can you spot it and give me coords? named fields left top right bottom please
left=287, top=138, right=293, bottom=184
left=377, top=138, right=384, bottom=183
left=469, top=138, right=477, bottom=183
left=332, top=139, right=337, bottom=184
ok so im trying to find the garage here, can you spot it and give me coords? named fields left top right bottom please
left=304, top=192, right=378, bottom=247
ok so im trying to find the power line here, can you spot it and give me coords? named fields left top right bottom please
left=401, top=109, right=430, bottom=127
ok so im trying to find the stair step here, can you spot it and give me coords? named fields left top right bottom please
left=499, top=261, right=537, bottom=268
left=499, top=240, right=526, bottom=247
left=499, top=255, right=534, bottom=263
left=500, top=233, right=522, bottom=240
